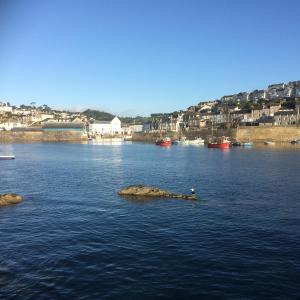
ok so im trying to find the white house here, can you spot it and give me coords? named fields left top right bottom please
left=0, top=121, right=22, bottom=131
left=0, top=102, right=13, bottom=114
left=88, top=116, right=121, bottom=135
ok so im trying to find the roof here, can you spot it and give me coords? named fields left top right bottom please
left=257, top=116, right=274, bottom=123
left=274, top=110, right=295, bottom=116
left=71, top=116, right=84, bottom=122
left=231, top=109, right=251, bottom=114
left=92, top=120, right=112, bottom=124
left=42, top=122, right=85, bottom=129
left=268, top=83, right=285, bottom=88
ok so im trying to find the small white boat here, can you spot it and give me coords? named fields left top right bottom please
left=183, top=137, right=205, bottom=145
left=123, top=135, right=132, bottom=141
left=0, top=155, right=15, bottom=160
left=241, top=142, right=253, bottom=147
left=264, top=141, right=275, bottom=145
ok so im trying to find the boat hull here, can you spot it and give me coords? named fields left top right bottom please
left=208, top=142, right=231, bottom=149
left=291, top=140, right=300, bottom=144
left=157, top=141, right=172, bottom=146
left=242, top=142, right=253, bottom=146
left=264, top=141, right=275, bottom=145
left=0, top=156, right=15, bottom=160
left=183, top=140, right=205, bottom=145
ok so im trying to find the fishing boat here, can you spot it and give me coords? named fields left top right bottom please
left=156, top=137, right=172, bottom=146
left=208, top=136, right=231, bottom=149
left=0, top=155, right=15, bottom=160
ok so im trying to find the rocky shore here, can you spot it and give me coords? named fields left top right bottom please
left=118, top=185, right=197, bottom=200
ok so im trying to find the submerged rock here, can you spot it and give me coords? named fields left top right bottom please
left=0, top=194, right=24, bottom=206
left=118, top=185, right=197, bottom=200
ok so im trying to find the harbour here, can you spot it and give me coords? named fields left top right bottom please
left=1, top=142, right=300, bottom=299
left=1, top=1, right=300, bottom=298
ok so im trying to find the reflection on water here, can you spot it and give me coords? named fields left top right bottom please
left=0, top=144, right=15, bottom=155
left=120, top=194, right=199, bottom=204
left=89, top=138, right=129, bottom=146
left=252, top=142, right=300, bottom=151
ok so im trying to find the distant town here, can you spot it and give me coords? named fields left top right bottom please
left=1, top=80, right=300, bottom=137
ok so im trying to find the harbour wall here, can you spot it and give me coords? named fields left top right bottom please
left=133, top=126, right=300, bottom=143
left=236, top=126, right=300, bottom=142
left=1, top=126, right=299, bottom=143
left=132, top=129, right=236, bottom=143
left=0, top=130, right=87, bottom=143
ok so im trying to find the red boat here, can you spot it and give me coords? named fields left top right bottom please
left=208, top=136, right=231, bottom=149
left=155, top=137, right=172, bottom=146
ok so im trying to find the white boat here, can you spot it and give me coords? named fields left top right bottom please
left=123, top=135, right=132, bottom=141
left=0, top=155, right=15, bottom=160
left=241, top=141, right=253, bottom=147
left=182, top=137, right=205, bottom=145
left=264, top=141, right=275, bottom=145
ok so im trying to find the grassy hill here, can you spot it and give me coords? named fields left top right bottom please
left=82, top=109, right=151, bottom=124
left=82, top=109, right=115, bottom=121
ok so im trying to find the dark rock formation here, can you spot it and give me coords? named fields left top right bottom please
left=118, top=185, right=197, bottom=200
left=0, top=194, right=24, bottom=206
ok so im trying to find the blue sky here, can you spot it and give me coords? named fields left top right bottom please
left=0, top=0, right=300, bottom=116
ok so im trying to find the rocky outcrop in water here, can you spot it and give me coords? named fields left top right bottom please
left=118, top=185, right=197, bottom=200
left=0, top=194, right=24, bottom=206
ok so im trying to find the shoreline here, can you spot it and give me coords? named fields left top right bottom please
left=132, top=126, right=300, bottom=143
left=1, top=125, right=300, bottom=143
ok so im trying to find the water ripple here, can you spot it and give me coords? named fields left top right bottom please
left=0, top=143, right=300, bottom=299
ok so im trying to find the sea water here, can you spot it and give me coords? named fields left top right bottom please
left=0, top=142, right=300, bottom=299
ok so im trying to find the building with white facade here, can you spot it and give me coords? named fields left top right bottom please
left=0, top=102, right=13, bottom=114
left=274, top=110, right=297, bottom=125
left=88, top=116, right=121, bottom=135
left=0, top=121, right=22, bottom=131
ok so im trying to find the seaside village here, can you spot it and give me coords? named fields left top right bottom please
left=1, top=80, right=300, bottom=138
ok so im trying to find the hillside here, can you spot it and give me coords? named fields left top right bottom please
left=82, top=109, right=115, bottom=121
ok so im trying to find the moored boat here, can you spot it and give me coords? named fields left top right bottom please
left=183, top=137, right=205, bottom=145
left=208, top=137, right=231, bottom=149
left=241, top=142, right=253, bottom=147
left=232, top=140, right=253, bottom=147
left=264, top=141, right=275, bottom=145
left=0, top=155, right=15, bottom=160
left=156, top=137, right=172, bottom=146
left=172, top=136, right=186, bottom=145
left=172, top=139, right=181, bottom=145
left=123, top=135, right=132, bottom=141
left=291, top=139, right=300, bottom=144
